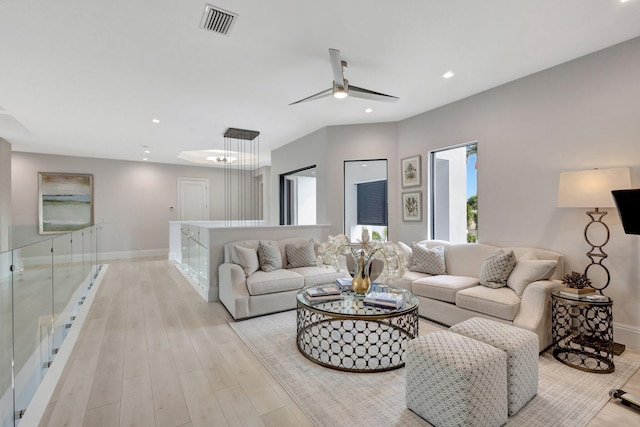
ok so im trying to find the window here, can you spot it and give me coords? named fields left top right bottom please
left=279, top=166, right=316, bottom=225
left=430, top=142, right=478, bottom=243
left=344, top=160, right=388, bottom=242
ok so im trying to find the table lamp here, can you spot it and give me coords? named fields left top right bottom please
left=557, top=167, right=631, bottom=293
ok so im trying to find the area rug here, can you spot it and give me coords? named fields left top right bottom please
left=229, top=311, right=639, bottom=427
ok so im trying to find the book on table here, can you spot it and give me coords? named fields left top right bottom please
left=584, top=294, right=609, bottom=302
left=363, top=291, right=405, bottom=309
left=559, top=287, right=596, bottom=299
left=335, top=277, right=352, bottom=291
left=304, top=285, right=342, bottom=301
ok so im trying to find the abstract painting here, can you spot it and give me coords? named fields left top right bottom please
left=38, top=172, right=93, bottom=234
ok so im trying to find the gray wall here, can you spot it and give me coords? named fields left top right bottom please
left=270, top=123, right=399, bottom=236
left=11, top=153, right=229, bottom=256
left=0, top=138, right=11, bottom=252
left=397, top=36, right=640, bottom=338
left=270, top=37, right=640, bottom=345
left=270, top=127, right=328, bottom=225
left=7, top=36, right=640, bottom=343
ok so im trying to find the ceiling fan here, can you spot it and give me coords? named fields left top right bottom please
left=289, top=48, right=399, bottom=105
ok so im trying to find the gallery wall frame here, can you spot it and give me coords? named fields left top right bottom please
left=401, top=155, right=421, bottom=188
left=38, top=172, right=94, bottom=234
left=402, top=191, right=422, bottom=222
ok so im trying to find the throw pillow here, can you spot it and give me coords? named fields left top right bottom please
left=234, top=245, right=259, bottom=277
left=286, top=240, right=317, bottom=268
left=257, top=241, right=282, bottom=272
left=479, top=250, right=517, bottom=289
left=409, top=243, right=446, bottom=275
left=507, top=260, right=557, bottom=297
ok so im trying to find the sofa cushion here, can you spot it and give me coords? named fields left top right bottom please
left=246, top=269, right=304, bottom=296
left=286, top=240, right=317, bottom=268
left=289, top=266, right=347, bottom=287
left=234, top=245, right=259, bottom=277
left=507, top=259, right=557, bottom=297
left=257, top=241, right=283, bottom=272
left=479, top=250, right=517, bottom=289
left=412, top=275, right=479, bottom=303
left=441, top=243, right=498, bottom=277
left=503, top=247, right=564, bottom=280
left=455, top=286, right=521, bottom=321
left=393, top=270, right=428, bottom=291
left=410, top=243, right=446, bottom=275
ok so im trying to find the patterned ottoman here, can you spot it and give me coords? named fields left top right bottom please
left=450, top=317, right=538, bottom=416
left=405, top=330, right=507, bottom=427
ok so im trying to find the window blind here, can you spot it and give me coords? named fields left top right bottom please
left=357, top=180, right=388, bottom=226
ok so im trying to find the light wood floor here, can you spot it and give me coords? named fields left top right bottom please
left=39, top=257, right=640, bottom=426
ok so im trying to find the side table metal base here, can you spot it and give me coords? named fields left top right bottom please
left=551, top=293, right=615, bottom=374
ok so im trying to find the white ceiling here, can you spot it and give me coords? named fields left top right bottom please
left=1, top=0, right=640, bottom=167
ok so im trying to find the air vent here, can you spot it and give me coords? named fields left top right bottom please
left=200, top=5, right=237, bottom=35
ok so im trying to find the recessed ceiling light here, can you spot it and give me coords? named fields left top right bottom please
left=142, top=157, right=148, bottom=161
left=361, top=164, right=368, bottom=167
left=620, top=0, right=629, bottom=3
left=442, top=71, right=455, bottom=79
left=151, top=118, right=160, bottom=124
left=144, top=150, right=151, bottom=154
left=364, top=108, right=373, bottom=113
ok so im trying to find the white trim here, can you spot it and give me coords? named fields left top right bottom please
left=19, top=264, right=109, bottom=427
left=614, top=321, right=640, bottom=350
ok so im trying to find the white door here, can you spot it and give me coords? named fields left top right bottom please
left=178, top=178, right=209, bottom=221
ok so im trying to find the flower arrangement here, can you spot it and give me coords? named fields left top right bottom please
left=317, top=234, right=407, bottom=287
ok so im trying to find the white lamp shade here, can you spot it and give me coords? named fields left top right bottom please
left=557, top=167, right=631, bottom=208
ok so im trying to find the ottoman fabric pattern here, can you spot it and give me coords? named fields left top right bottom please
left=450, top=317, right=538, bottom=416
left=406, top=330, right=508, bottom=427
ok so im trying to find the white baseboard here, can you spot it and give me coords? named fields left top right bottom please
left=19, top=264, right=109, bottom=427
left=614, top=322, right=640, bottom=350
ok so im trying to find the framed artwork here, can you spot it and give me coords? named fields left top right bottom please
left=402, top=191, right=422, bottom=222
left=401, top=155, right=421, bottom=187
left=38, top=172, right=93, bottom=234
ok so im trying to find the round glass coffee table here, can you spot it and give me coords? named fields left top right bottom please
left=296, top=284, right=419, bottom=372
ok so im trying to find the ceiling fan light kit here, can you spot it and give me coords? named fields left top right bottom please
left=332, top=80, right=349, bottom=99
left=290, top=48, right=399, bottom=105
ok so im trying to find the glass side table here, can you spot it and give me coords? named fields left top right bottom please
left=551, top=292, right=614, bottom=373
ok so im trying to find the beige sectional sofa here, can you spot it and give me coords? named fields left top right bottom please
left=393, top=240, right=564, bottom=351
left=219, top=237, right=349, bottom=320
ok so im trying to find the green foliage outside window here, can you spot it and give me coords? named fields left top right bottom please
left=467, top=194, right=478, bottom=243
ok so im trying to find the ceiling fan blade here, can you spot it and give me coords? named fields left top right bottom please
left=328, top=48, right=345, bottom=87
left=348, top=85, right=399, bottom=103
left=289, top=88, right=333, bottom=105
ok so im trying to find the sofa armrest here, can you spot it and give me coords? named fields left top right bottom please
left=513, top=279, right=563, bottom=351
left=218, top=262, right=251, bottom=319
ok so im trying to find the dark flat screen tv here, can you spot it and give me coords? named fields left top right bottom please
left=612, top=189, right=640, bottom=235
